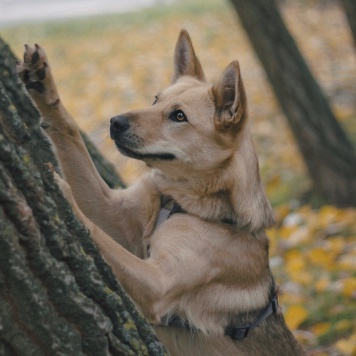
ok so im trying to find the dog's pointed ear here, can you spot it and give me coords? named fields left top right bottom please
left=172, top=29, right=206, bottom=83
left=213, top=60, right=247, bottom=131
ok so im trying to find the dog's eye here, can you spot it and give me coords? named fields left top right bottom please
left=169, top=110, right=187, bottom=122
left=152, top=95, right=158, bottom=105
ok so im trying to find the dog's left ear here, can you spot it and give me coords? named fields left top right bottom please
left=172, top=29, right=206, bottom=83
left=212, top=60, right=247, bottom=131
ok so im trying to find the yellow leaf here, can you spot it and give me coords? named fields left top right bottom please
left=335, top=334, right=356, bottom=355
left=284, top=250, right=312, bottom=284
left=266, top=175, right=281, bottom=195
left=343, top=209, right=356, bottom=226
left=325, top=237, right=345, bottom=255
left=311, top=322, right=331, bottom=336
left=319, top=205, right=340, bottom=227
left=297, top=273, right=313, bottom=285
left=342, top=277, right=356, bottom=297
left=338, top=254, right=356, bottom=271
left=285, top=305, right=308, bottom=330
left=315, top=276, right=330, bottom=292
left=275, top=204, right=290, bottom=222
left=279, top=225, right=298, bottom=239
left=308, top=247, right=335, bottom=268
left=334, top=320, right=353, bottom=333
left=285, top=256, right=304, bottom=275
left=285, top=249, right=303, bottom=260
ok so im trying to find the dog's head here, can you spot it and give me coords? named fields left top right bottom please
left=110, top=29, right=248, bottom=175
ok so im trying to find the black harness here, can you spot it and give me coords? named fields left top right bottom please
left=153, top=196, right=279, bottom=340
left=224, top=295, right=279, bottom=340
left=159, top=295, right=278, bottom=340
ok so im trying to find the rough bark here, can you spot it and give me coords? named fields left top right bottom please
left=341, top=0, right=356, bottom=49
left=228, top=0, right=356, bottom=207
left=0, top=37, right=167, bottom=355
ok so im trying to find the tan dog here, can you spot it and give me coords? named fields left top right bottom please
left=18, top=30, right=305, bottom=355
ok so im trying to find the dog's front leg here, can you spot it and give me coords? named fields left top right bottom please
left=54, top=172, right=166, bottom=319
left=55, top=174, right=220, bottom=325
left=17, top=44, right=110, bottom=206
left=17, top=44, right=155, bottom=251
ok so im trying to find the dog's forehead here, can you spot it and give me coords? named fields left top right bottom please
left=161, top=77, right=211, bottom=101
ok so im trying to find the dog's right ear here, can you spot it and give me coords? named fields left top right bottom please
left=212, top=60, right=247, bottom=131
left=172, top=29, right=206, bottom=83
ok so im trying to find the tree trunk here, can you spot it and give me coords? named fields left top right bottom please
left=341, top=0, right=356, bottom=49
left=0, top=37, right=167, bottom=356
left=228, top=0, right=356, bottom=207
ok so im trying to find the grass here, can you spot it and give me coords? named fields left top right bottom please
left=1, top=0, right=356, bottom=354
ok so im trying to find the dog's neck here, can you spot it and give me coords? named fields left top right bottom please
left=153, top=133, right=275, bottom=232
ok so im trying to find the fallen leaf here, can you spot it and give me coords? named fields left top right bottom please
left=311, top=322, right=331, bottom=336
left=342, top=278, right=356, bottom=298
left=335, top=334, right=356, bottom=356
left=308, top=247, right=336, bottom=268
left=285, top=305, right=309, bottom=330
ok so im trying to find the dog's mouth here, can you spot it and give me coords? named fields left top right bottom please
left=114, top=141, right=176, bottom=161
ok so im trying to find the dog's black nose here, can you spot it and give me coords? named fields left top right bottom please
left=110, top=115, right=130, bottom=132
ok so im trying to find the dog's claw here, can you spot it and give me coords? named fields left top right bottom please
left=31, top=50, right=40, bottom=65
left=23, top=50, right=29, bottom=63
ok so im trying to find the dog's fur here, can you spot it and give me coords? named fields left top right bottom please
left=18, top=30, right=305, bottom=355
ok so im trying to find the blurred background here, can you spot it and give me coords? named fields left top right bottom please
left=1, top=0, right=355, bottom=354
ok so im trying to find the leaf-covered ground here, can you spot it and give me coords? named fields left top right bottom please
left=2, top=0, right=355, bottom=354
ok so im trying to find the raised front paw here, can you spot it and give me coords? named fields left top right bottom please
left=17, top=44, right=60, bottom=106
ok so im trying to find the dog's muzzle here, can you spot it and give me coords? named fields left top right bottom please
left=109, top=114, right=176, bottom=161
left=110, top=114, right=140, bottom=149
left=110, top=114, right=142, bottom=158
left=110, top=114, right=130, bottom=140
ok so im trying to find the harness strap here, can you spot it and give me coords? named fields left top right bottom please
left=155, top=206, right=173, bottom=228
left=224, top=294, right=278, bottom=340
left=157, top=295, right=278, bottom=340
left=155, top=196, right=185, bottom=229
left=155, top=195, right=234, bottom=229
left=148, top=198, right=184, bottom=257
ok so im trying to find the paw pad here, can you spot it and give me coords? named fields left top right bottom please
left=25, top=81, right=45, bottom=93
left=17, top=43, right=49, bottom=94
